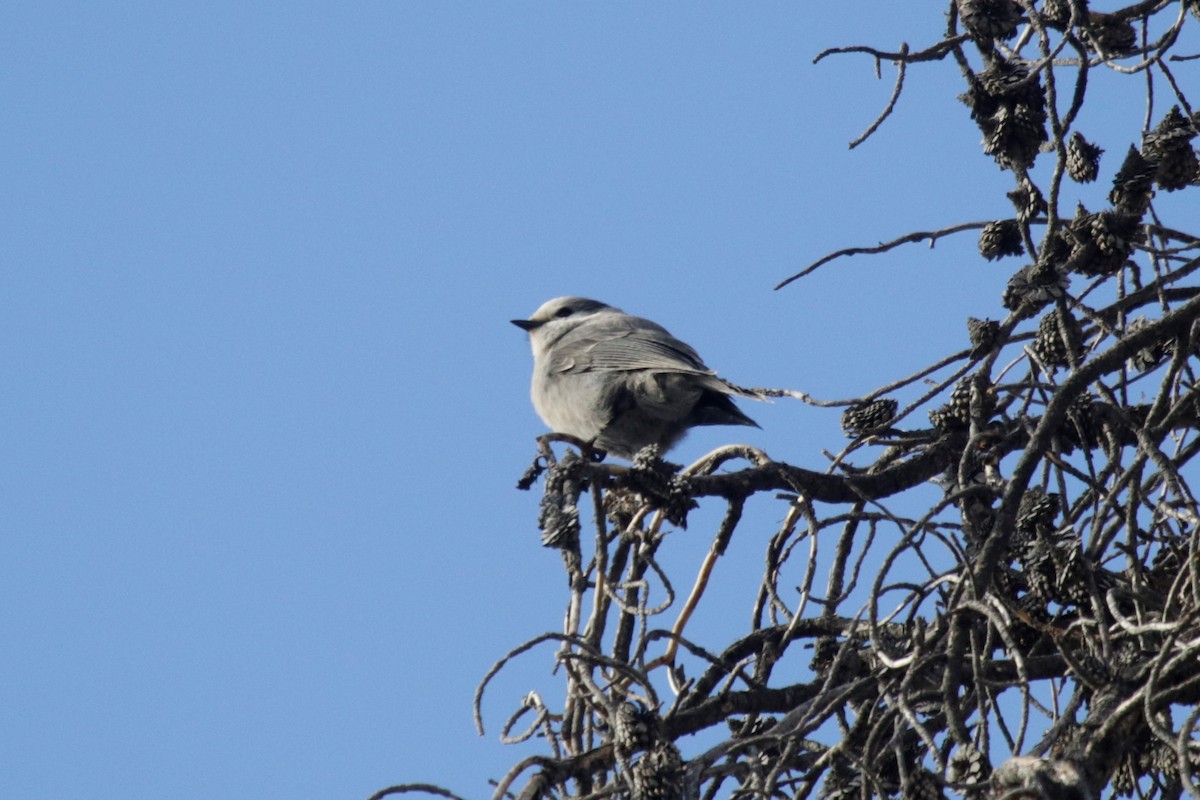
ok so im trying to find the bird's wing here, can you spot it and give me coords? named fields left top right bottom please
left=549, top=318, right=715, bottom=375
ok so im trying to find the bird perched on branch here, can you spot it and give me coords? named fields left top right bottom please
left=512, top=296, right=763, bottom=458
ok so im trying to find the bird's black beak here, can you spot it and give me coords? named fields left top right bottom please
left=511, top=319, right=540, bottom=331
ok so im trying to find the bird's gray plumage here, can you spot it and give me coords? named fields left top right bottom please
left=512, top=297, right=761, bottom=458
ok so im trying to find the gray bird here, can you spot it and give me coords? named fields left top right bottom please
left=512, top=297, right=762, bottom=458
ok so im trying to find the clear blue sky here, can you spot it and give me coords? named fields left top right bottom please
left=3, top=3, right=1194, bottom=798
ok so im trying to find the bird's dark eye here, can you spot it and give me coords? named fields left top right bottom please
left=555, top=307, right=574, bottom=318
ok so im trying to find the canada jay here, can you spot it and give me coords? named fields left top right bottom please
left=512, top=296, right=762, bottom=458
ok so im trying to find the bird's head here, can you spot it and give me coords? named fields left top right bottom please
left=511, top=297, right=619, bottom=352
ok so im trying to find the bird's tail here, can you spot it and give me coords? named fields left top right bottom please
left=689, top=389, right=761, bottom=429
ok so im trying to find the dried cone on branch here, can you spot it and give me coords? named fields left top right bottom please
left=1041, top=227, right=1074, bottom=268
left=1007, top=178, right=1047, bottom=221
left=1111, top=739, right=1180, bottom=797
left=537, top=452, right=585, bottom=549
left=1016, top=486, right=1060, bottom=542
left=967, top=316, right=1000, bottom=356
left=1082, top=11, right=1137, bottom=55
left=612, top=701, right=659, bottom=757
left=1040, top=0, right=1084, bottom=30
left=1109, top=146, right=1156, bottom=217
left=904, top=769, right=946, bottom=800
left=956, top=0, right=1021, bottom=40
left=978, top=220, right=1024, bottom=260
left=1064, top=203, right=1139, bottom=277
left=1066, top=132, right=1103, bottom=183
left=948, top=742, right=990, bottom=785
left=1142, top=106, right=1199, bottom=191
left=986, top=104, right=1048, bottom=169
left=631, top=741, right=685, bottom=800
left=961, top=60, right=1048, bottom=170
left=1031, top=307, right=1084, bottom=371
left=841, top=398, right=898, bottom=437
left=1002, top=260, right=1069, bottom=314
left=1057, top=540, right=1114, bottom=606
left=929, top=374, right=995, bottom=431
left=1021, top=539, right=1057, bottom=602
left=1059, top=393, right=1101, bottom=451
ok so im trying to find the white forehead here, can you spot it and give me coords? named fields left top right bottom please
left=530, top=296, right=617, bottom=320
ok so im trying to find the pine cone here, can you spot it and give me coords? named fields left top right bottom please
left=1066, top=132, right=1103, bottom=182
left=1007, top=178, right=1047, bottom=221
left=978, top=59, right=1044, bottom=108
left=1111, top=756, right=1136, bottom=796
left=612, top=701, right=659, bottom=757
left=1088, top=210, right=1137, bottom=256
left=905, top=769, right=946, bottom=800
left=1041, top=228, right=1075, bottom=268
left=1155, top=146, right=1199, bottom=192
left=1022, top=541, right=1055, bottom=600
left=1111, top=638, right=1145, bottom=672
left=979, top=220, right=1024, bottom=260
left=934, top=375, right=996, bottom=430
left=1002, top=261, right=1068, bottom=314
left=947, top=376, right=977, bottom=423
left=1142, top=106, right=1199, bottom=191
left=1147, top=741, right=1180, bottom=779
left=626, top=447, right=693, bottom=528
left=631, top=740, right=685, bottom=800
left=1063, top=204, right=1139, bottom=277
left=1059, top=393, right=1100, bottom=451
left=1055, top=542, right=1093, bottom=606
left=1082, top=12, right=1137, bottom=55
left=962, top=61, right=1047, bottom=170
left=1030, top=308, right=1084, bottom=370
left=983, top=103, right=1048, bottom=169
left=1017, top=487, right=1060, bottom=537
left=841, top=398, right=898, bottom=437
left=957, top=0, right=1022, bottom=40
left=1109, top=145, right=1156, bottom=217
left=928, top=406, right=959, bottom=432
left=538, top=453, right=586, bottom=548
left=1041, top=0, right=1087, bottom=30
left=967, top=317, right=1001, bottom=356
left=948, top=742, right=990, bottom=785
